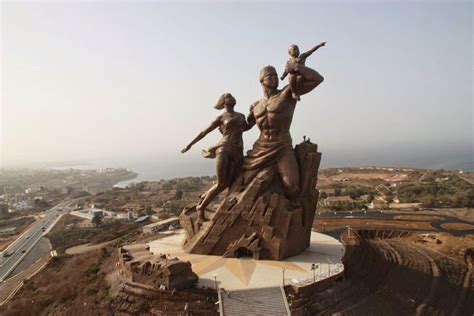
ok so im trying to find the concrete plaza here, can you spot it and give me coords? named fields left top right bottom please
left=148, top=230, right=344, bottom=290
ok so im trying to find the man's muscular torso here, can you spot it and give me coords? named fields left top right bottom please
left=252, top=86, right=296, bottom=142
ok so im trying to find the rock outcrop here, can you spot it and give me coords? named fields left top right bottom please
left=180, top=142, right=321, bottom=260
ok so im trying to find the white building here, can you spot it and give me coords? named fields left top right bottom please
left=116, top=211, right=134, bottom=220
left=102, top=210, right=117, bottom=217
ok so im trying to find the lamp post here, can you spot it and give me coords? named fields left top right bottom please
left=213, top=275, right=218, bottom=291
left=282, top=268, right=286, bottom=286
left=311, top=264, right=318, bottom=282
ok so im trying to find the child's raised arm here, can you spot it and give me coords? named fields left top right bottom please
left=300, top=42, right=326, bottom=60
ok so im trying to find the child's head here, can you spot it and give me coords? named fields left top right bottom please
left=288, top=44, right=300, bottom=57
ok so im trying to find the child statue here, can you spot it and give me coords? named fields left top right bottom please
left=281, top=42, right=326, bottom=101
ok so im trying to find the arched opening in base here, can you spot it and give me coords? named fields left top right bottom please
left=234, top=247, right=253, bottom=258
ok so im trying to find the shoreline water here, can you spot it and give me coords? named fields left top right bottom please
left=114, top=163, right=472, bottom=189
left=5, top=153, right=472, bottom=189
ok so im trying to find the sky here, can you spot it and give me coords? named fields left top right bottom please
left=1, top=1, right=473, bottom=174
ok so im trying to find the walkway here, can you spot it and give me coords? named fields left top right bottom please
left=219, top=286, right=290, bottom=316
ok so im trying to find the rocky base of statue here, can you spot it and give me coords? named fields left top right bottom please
left=179, top=141, right=321, bottom=260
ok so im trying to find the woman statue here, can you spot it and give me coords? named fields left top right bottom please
left=181, top=93, right=248, bottom=221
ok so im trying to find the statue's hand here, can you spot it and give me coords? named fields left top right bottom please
left=181, top=145, right=191, bottom=153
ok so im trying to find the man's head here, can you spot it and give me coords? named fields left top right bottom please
left=259, top=65, right=278, bottom=90
left=288, top=44, right=300, bottom=57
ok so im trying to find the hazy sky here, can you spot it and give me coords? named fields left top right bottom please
left=1, top=1, right=472, bottom=171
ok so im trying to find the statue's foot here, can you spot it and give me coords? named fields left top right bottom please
left=196, top=209, right=209, bottom=222
left=196, top=214, right=210, bottom=226
left=197, top=216, right=209, bottom=224
left=292, top=93, right=301, bottom=101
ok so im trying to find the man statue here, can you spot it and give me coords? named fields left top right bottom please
left=244, top=59, right=324, bottom=199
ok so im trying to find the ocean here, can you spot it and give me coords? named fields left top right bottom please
left=43, top=145, right=473, bottom=188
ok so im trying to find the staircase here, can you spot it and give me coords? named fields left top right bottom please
left=219, top=286, right=290, bottom=315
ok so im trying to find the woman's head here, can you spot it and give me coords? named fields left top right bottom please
left=215, top=93, right=236, bottom=110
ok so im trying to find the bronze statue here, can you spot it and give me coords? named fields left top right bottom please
left=280, top=42, right=326, bottom=100
left=244, top=47, right=325, bottom=200
left=181, top=93, right=248, bottom=221
left=179, top=43, right=326, bottom=260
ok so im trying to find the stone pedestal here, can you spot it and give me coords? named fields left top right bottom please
left=180, top=142, right=321, bottom=260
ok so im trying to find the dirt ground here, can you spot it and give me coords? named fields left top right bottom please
left=0, top=248, right=113, bottom=316
left=47, top=214, right=142, bottom=254
left=3, top=207, right=472, bottom=315
left=1, top=243, right=218, bottom=316
left=290, top=228, right=473, bottom=315
left=441, top=223, right=474, bottom=231
left=65, top=239, right=118, bottom=255
left=408, top=232, right=474, bottom=258
left=438, top=209, right=474, bottom=221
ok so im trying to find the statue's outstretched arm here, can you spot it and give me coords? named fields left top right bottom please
left=181, top=118, right=220, bottom=153
left=293, top=64, right=324, bottom=96
left=299, top=42, right=326, bottom=60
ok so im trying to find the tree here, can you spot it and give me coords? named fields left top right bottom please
left=453, top=193, right=468, bottom=207
left=92, top=215, right=102, bottom=228
left=174, top=190, right=184, bottom=200
left=421, top=195, right=436, bottom=208
left=162, top=183, right=173, bottom=190
left=467, top=189, right=474, bottom=208
left=385, top=192, right=394, bottom=204
left=145, top=206, right=154, bottom=215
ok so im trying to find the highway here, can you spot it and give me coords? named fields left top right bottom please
left=0, top=201, right=72, bottom=282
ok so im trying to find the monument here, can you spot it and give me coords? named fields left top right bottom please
left=180, top=43, right=325, bottom=260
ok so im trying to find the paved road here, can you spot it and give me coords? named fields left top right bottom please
left=315, top=210, right=474, bottom=237
left=0, top=201, right=72, bottom=282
